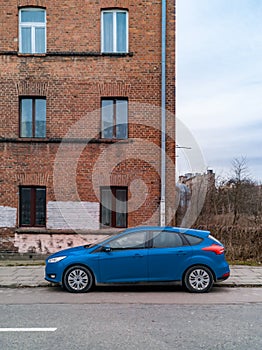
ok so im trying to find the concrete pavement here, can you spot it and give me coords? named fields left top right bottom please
left=0, top=264, right=261, bottom=288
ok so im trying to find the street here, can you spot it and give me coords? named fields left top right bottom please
left=0, top=286, right=261, bottom=350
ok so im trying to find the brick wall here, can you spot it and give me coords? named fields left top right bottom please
left=0, top=0, right=176, bottom=253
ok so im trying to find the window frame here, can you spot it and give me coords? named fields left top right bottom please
left=101, top=97, right=128, bottom=139
left=19, top=186, right=46, bottom=227
left=101, top=9, right=129, bottom=53
left=100, top=186, right=128, bottom=228
left=19, top=96, right=46, bottom=138
left=19, top=7, right=46, bottom=54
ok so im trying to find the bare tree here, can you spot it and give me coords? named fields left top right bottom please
left=178, top=157, right=261, bottom=229
left=229, top=157, right=253, bottom=224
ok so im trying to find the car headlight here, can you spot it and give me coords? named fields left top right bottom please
left=48, top=256, right=67, bottom=263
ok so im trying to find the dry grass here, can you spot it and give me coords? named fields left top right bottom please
left=196, top=224, right=262, bottom=263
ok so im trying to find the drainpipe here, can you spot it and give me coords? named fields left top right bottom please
left=160, top=0, right=166, bottom=226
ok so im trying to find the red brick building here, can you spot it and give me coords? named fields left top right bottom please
left=0, top=0, right=176, bottom=255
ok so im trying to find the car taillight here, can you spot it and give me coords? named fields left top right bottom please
left=202, top=244, right=224, bottom=255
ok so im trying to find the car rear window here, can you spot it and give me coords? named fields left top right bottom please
left=184, top=234, right=203, bottom=246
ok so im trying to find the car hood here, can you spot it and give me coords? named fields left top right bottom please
left=47, top=245, right=92, bottom=259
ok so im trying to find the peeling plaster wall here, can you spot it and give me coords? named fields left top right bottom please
left=0, top=202, right=102, bottom=253
left=0, top=206, right=16, bottom=228
left=47, top=201, right=100, bottom=230
left=14, top=233, right=108, bottom=254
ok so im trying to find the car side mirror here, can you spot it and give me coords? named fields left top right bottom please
left=102, top=245, right=111, bottom=253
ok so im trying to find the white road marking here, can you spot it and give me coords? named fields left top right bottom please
left=0, top=328, right=57, bottom=332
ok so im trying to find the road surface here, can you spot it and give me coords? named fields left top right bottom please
left=0, top=286, right=261, bottom=350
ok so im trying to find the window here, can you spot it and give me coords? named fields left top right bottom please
left=152, top=231, right=183, bottom=248
left=19, top=8, right=46, bottom=54
left=101, top=10, right=128, bottom=53
left=184, top=234, right=203, bottom=246
left=101, top=99, right=128, bottom=139
left=108, top=231, right=148, bottom=250
left=20, top=97, right=46, bottom=138
left=19, top=187, right=46, bottom=227
left=100, top=187, right=127, bottom=228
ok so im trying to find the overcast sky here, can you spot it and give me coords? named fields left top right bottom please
left=176, top=0, right=262, bottom=182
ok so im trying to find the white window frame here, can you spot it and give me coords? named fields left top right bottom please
left=101, top=9, right=128, bottom=53
left=19, top=8, right=46, bottom=54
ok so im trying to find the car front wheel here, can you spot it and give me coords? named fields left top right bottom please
left=184, top=265, right=214, bottom=293
left=63, top=265, right=94, bottom=293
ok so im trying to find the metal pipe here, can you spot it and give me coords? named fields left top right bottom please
left=160, top=0, right=166, bottom=226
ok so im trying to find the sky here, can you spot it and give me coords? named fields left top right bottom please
left=176, top=0, right=262, bottom=182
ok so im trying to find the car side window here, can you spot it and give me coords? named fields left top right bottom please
left=108, top=231, right=148, bottom=249
left=184, top=234, right=203, bottom=245
left=152, top=231, right=183, bottom=248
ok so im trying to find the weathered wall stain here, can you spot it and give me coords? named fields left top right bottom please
left=14, top=233, right=108, bottom=254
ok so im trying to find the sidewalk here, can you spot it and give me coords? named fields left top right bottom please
left=0, top=264, right=261, bottom=288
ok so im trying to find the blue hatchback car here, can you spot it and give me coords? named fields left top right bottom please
left=45, top=226, right=230, bottom=293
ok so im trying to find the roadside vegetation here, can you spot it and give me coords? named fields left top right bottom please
left=194, top=157, right=261, bottom=264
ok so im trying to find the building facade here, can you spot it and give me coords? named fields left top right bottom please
left=0, top=0, right=176, bottom=255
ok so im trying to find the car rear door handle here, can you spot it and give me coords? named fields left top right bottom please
left=134, top=253, right=143, bottom=258
left=176, top=250, right=187, bottom=256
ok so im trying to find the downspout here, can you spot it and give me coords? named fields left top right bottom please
left=160, top=0, right=166, bottom=226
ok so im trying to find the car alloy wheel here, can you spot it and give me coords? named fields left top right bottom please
left=63, top=265, right=93, bottom=293
left=184, top=265, right=214, bottom=293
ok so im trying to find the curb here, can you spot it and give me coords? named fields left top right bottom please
left=214, top=283, right=262, bottom=288
left=0, top=282, right=261, bottom=289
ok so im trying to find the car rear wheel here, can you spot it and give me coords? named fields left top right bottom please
left=184, top=265, right=214, bottom=293
left=63, top=265, right=94, bottom=293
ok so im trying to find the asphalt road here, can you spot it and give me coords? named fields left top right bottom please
left=0, top=286, right=261, bottom=350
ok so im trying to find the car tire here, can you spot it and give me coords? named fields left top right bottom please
left=63, top=265, right=94, bottom=293
left=184, top=265, right=214, bottom=293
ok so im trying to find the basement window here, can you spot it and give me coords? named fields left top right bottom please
left=100, top=187, right=128, bottom=228
left=19, top=187, right=46, bottom=227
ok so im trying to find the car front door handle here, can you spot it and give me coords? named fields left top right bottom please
left=134, top=253, right=143, bottom=258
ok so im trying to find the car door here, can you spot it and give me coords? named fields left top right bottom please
left=98, top=230, right=150, bottom=283
left=147, top=230, right=192, bottom=281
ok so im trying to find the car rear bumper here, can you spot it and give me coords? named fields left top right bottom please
left=214, top=261, right=230, bottom=282
left=217, top=271, right=230, bottom=281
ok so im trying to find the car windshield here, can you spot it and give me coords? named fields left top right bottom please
left=85, top=231, right=124, bottom=248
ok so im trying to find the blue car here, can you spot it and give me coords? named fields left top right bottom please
left=45, top=226, right=230, bottom=293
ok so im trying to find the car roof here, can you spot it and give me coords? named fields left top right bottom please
left=124, top=226, right=210, bottom=238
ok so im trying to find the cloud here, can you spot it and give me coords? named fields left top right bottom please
left=181, top=123, right=262, bottom=181
left=177, top=0, right=262, bottom=181
left=177, top=82, right=262, bottom=130
left=177, top=0, right=262, bottom=92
